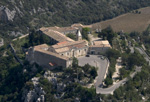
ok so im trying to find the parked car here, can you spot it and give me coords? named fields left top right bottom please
left=99, top=84, right=103, bottom=88
left=101, top=56, right=105, bottom=60
left=86, top=54, right=90, bottom=57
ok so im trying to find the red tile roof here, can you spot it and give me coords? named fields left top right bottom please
left=49, top=62, right=57, bottom=66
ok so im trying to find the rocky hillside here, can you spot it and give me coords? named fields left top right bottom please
left=0, top=0, right=150, bottom=37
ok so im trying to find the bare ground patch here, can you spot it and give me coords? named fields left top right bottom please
left=92, top=7, right=150, bottom=33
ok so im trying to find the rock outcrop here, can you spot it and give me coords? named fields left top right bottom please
left=0, top=38, right=4, bottom=47
left=22, top=77, right=45, bottom=102
left=0, top=6, right=16, bottom=21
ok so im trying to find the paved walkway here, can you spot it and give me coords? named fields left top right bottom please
left=12, top=34, right=29, bottom=41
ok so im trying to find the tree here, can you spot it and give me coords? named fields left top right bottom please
left=29, top=29, right=35, bottom=46
left=90, top=67, right=97, bottom=78
left=104, top=77, right=113, bottom=86
left=127, top=52, right=145, bottom=68
left=66, top=33, right=76, bottom=40
left=106, top=49, right=120, bottom=59
left=82, top=27, right=90, bottom=41
left=83, top=64, right=91, bottom=72
left=72, top=57, right=78, bottom=68
left=98, top=26, right=117, bottom=44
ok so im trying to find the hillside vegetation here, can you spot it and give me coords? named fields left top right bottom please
left=0, top=0, right=150, bottom=39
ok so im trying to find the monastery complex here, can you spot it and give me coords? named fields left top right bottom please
left=26, top=24, right=111, bottom=69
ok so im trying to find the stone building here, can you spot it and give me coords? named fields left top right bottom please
left=39, top=27, right=75, bottom=45
left=26, top=24, right=111, bottom=69
left=40, top=26, right=79, bottom=35
left=48, top=40, right=88, bottom=58
left=26, top=44, right=72, bottom=69
left=27, top=25, right=88, bottom=69
left=89, top=40, right=111, bottom=54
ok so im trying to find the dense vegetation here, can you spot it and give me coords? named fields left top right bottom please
left=1, top=0, right=150, bottom=101
left=23, top=29, right=51, bottom=48
left=0, top=46, right=43, bottom=101
left=98, top=26, right=117, bottom=45
left=1, top=0, right=150, bottom=40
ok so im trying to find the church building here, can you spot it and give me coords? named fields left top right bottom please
left=26, top=24, right=111, bottom=69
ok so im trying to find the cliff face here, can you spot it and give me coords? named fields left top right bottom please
left=0, top=0, right=150, bottom=37
left=0, top=6, right=16, bottom=21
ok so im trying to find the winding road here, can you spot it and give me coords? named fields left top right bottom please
left=97, top=47, right=150, bottom=94
left=78, top=47, right=150, bottom=95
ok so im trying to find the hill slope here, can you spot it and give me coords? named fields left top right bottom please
left=92, top=7, right=150, bottom=33
left=1, top=0, right=150, bottom=37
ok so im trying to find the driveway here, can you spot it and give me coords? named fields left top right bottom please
left=97, top=47, right=148, bottom=95
left=77, top=48, right=147, bottom=95
left=96, top=66, right=141, bottom=94
left=78, top=55, right=109, bottom=91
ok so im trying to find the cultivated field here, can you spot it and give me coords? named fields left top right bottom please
left=92, top=7, right=150, bottom=33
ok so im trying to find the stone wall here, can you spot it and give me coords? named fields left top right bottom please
left=60, top=47, right=88, bottom=58
left=89, top=47, right=110, bottom=55
left=34, top=51, right=71, bottom=68
left=61, top=29, right=78, bottom=35
left=26, top=47, right=72, bottom=69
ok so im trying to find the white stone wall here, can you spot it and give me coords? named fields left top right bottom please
left=60, top=47, right=88, bottom=58
left=61, top=30, right=78, bottom=35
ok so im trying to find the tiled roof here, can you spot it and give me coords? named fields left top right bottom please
left=49, top=62, right=57, bottom=66
left=35, top=48, right=69, bottom=60
left=56, top=41, right=68, bottom=45
left=34, top=44, right=69, bottom=60
left=90, top=45, right=111, bottom=48
left=51, top=40, right=88, bottom=53
left=93, top=40, right=110, bottom=45
left=34, top=44, right=49, bottom=50
left=52, top=40, right=87, bottom=49
left=40, top=27, right=75, bottom=42
left=43, top=26, right=78, bottom=33
left=55, top=47, right=70, bottom=53
left=91, top=40, right=111, bottom=48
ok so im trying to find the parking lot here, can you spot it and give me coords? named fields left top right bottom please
left=78, top=55, right=108, bottom=88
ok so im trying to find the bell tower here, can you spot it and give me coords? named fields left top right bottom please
left=76, top=30, right=82, bottom=41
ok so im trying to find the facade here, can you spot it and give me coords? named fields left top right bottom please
left=26, top=24, right=111, bottom=69
left=48, top=40, right=88, bottom=58
left=26, top=44, right=72, bottom=69
left=89, top=41, right=111, bottom=54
